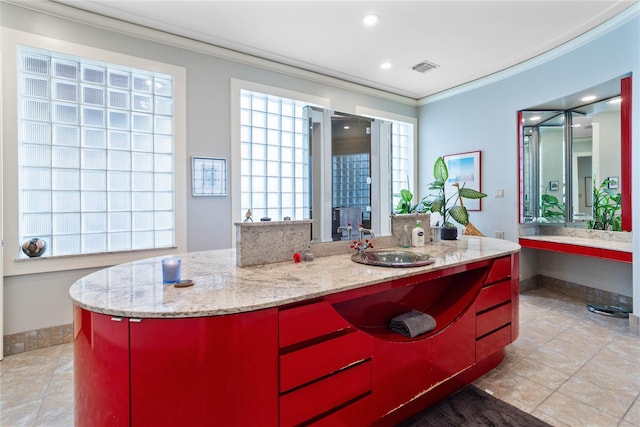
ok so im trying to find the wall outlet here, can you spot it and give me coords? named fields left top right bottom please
left=494, top=231, right=504, bottom=239
left=494, top=189, right=504, bottom=198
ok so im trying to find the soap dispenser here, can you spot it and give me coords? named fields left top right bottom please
left=400, top=224, right=411, bottom=248
left=412, top=220, right=425, bottom=247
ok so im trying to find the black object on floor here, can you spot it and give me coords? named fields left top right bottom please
left=586, top=302, right=630, bottom=318
left=397, top=385, right=552, bottom=427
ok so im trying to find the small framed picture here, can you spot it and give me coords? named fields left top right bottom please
left=192, top=156, right=227, bottom=196
left=549, top=181, right=559, bottom=191
left=608, top=176, right=619, bottom=189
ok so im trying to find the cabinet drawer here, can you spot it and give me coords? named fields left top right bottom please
left=280, top=331, right=372, bottom=393
left=477, top=324, right=511, bottom=360
left=476, top=302, right=511, bottom=338
left=485, top=256, right=512, bottom=285
left=476, top=279, right=511, bottom=312
left=279, top=300, right=351, bottom=348
left=280, top=360, right=371, bottom=427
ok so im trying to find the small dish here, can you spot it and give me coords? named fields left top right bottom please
left=174, top=279, right=194, bottom=288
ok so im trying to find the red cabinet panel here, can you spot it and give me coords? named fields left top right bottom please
left=511, top=253, right=520, bottom=341
left=280, top=330, right=372, bottom=392
left=431, top=307, right=475, bottom=381
left=279, top=300, right=352, bottom=348
left=485, top=256, right=512, bottom=284
left=476, top=279, right=511, bottom=312
left=280, top=361, right=372, bottom=427
left=476, top=303, right=512, bottom=338
left=477, top=325, right=511, bottom=360
left=368, top=337, right=432, bottom=421
left=129, top=310, right=278, bottom=427
left=74, top=308, right=130, bottom=427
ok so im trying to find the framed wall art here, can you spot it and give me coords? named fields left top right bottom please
left=443, top=150, right=482, bottom=211
left=192, top=156, right=227, bottom=196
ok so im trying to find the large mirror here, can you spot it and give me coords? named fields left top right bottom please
left=305, top=107, right=393, bottom=242
left=519, top=76, right=631, bottom=231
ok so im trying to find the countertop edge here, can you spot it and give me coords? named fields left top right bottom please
left=70, top=237, right=521, bottom=318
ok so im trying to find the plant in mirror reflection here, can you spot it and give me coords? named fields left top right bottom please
left=540, top=193, right=565, bottom=221
left=588, top=177, right=622, bottom=231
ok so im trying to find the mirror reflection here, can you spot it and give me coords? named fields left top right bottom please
left=520, top=82, right=624, bottom=229
left=305, top=107, right=393, bottom=242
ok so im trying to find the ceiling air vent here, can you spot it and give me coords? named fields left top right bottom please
left=411, top=60, right=439, bottom=74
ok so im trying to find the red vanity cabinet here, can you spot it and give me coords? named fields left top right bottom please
left=475, top=254, right=519, bottom=360
left=278, top=300, right=374, bottom=426
left=74, top=307, right=278, bottom=427
left=74, top=251, right=520, bottom=427
left=74, top=307, right=130, bottom=426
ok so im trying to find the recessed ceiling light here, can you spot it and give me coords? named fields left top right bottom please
left=572, top=124, right=581, bottom=127
left=380, top=62, right=392, bottom=70
left=608, top=97, right=622, bottom=104
left=343, top=125, right=350, bottom=130
left=581, top=95, right=597, bottom=102
left=363, top=14, right=379, bottom=26
left=529, top=116, right=541, bottom=121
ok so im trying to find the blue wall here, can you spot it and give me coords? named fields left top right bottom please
left=418, top=7, right=640, bottom=313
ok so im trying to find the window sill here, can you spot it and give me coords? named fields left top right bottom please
left=6, top=247, right=180, bottom=277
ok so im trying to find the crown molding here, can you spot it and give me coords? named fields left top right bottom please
left=3, top=0, right=418, bottom=107
left=419, top=2, right=640, bottom=106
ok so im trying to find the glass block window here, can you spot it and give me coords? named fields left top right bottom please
left=391, top=120, right=413, bottom=209
left=18, top=46, right=175, bottom=257
left=332, top=153, right=371, bottom=222
left=240, top=90, right=307, bottom=221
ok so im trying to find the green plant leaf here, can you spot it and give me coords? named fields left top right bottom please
left=588, top=177, right=622, bottom=231
left=433, top=157, right=448, bottom=183
left=448, top=205, right=469, bottom=225
left=429, top=197, right=444, bottom=216
left=458, top=188, right=487, bottom=200
left=400, top=188, right=413, bottom=203
left=428, top=180, right=445, bottom=191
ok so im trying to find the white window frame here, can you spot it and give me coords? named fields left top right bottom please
left=355, top=106, right=418, bottom=213
left=229, top=79, right=330, bottom=245
left=2, top=29, right=187, bottom=276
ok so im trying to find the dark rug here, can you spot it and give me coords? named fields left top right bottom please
left=397, top=385, right=552, bottom=427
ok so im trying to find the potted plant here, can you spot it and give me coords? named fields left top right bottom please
left=394, top=188, right=428, bottom=214
left=587, top=177, right=622, bottom=231
left=423, top=157, right=487, bottom=240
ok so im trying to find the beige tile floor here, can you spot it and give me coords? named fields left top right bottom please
left=0, top=287, right=638, bottom=426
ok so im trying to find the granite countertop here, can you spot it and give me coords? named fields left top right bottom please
left=518, top=235, right=631, bottom=253
left=69, top=236, right=520, bottom=318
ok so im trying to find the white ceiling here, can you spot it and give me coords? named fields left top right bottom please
left=55, top=0, right=637, bottom=100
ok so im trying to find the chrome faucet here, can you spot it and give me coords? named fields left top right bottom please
left=337, top=223, right=353, bottom=240
left=358, top=224, right=374, bottom=242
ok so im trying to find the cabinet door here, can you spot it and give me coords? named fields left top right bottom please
left=431, top=307, right=475, bottom=380
left=74, top=307, right=130, bottom=427
left=129, top=309, right=278, bottom=427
